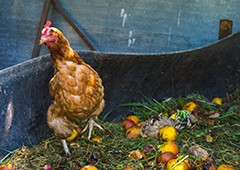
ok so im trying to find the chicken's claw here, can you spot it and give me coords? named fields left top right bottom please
left=82, top=117, right=104, bottom=140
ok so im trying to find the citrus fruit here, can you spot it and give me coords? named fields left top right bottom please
left=158, top=141, right=179, bottom=156
left=159, top=125, right=177, bottom=141
left=126, top=115, right=140, bottom=124
left=166, top=158, right=190, bottom=170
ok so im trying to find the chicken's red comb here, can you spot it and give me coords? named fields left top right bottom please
left=44, top=21, right=51, bottom=28
left=42, top=21, right=52, bottom=36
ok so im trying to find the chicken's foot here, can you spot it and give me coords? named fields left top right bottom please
left=61, top=139, right=70, bottom=155
left=82, top=117, right=103, bottom=139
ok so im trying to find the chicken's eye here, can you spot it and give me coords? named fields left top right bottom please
left=49, top=31, right=54, bottom=36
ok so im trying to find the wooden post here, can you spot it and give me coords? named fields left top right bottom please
left=31, top=0, right=51, bottom=58
left=219, top=19, right=233, bottom=40
left=51, top=0, right=97, bottom=51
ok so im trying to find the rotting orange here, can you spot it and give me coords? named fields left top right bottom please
left=158, top=141, right=179, bottom=156
left=159, top=125, right=177, bottom=141
left=166, top=158, right=190, bottom=170
left=126, top=115, right=140, bottom=124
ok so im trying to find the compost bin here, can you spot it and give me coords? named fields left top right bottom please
left=1, top=32, right=240, bottom=157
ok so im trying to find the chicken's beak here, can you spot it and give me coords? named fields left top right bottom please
left=39, top=38, right=46, bottom=45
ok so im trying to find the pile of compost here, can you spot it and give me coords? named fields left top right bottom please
left=1, top=89, right=239, bottom=170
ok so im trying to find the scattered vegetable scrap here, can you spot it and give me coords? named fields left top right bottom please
left=1, top=89, right=240, bottom=169
left=90, top=136, right=102, bottom=144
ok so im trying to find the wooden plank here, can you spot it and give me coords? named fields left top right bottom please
left=31, top=0, right=52, bottom=58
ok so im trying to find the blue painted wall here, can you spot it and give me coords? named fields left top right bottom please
left=1, top=0, right=240, bottom=70
left=0, top=0, right=44, bottom=69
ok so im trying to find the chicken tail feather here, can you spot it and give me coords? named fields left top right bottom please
left=47, top=103, right=82, bottom=139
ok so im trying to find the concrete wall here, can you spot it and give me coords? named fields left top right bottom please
left=1, top=0, right=240, bottom=69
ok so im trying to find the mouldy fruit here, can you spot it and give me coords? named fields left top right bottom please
left=126, top=126, right=141, bottom=139
left=217, top=164, right=236, bottom=170
left=126, top=115, right=140, bottom=124
left=166, top=158, right=190, bottom=170
left=122, top=119, right=136, bottom=129
left=156, top=152, right=176, bottom=165
left=158, top=141, right=179, bottom=156
left=159, top=125, right=177, bottom=141
left=80, top=165, right=98, bottom=170
left=188, top=145, right=209, bottom=159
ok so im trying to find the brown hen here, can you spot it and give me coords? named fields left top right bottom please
left=39, top=21, right=104, bottom=155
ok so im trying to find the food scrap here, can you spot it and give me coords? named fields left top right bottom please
left=1, top=90, right=239, bottom=169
